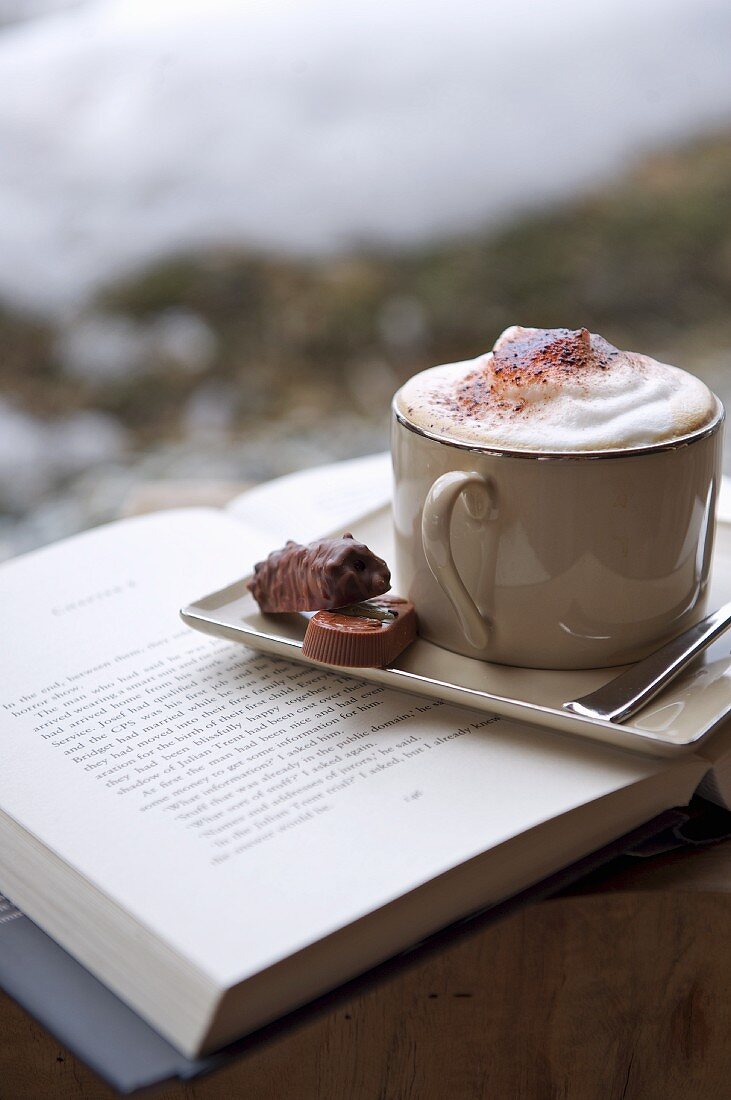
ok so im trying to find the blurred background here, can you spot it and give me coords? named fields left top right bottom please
left=1, top=0, right=731, bottom=558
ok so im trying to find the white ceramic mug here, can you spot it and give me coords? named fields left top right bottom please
left=392, top=396, right=725, bottom=669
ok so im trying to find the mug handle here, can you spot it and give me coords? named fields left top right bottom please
left=421, top=471, right=497, bottom=651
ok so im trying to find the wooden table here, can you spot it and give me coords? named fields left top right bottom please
left=2, top=837, right=730, bottom=1100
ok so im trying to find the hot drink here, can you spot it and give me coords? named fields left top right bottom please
left=391, top=326, right=723, bottom=668
left=395, top=326, right=716, bottom=452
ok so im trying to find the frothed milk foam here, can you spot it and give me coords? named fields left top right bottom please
left=395, top=327, right=717, bottom=452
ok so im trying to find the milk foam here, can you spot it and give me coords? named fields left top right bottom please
left=395, top=326, right=717, bottom=452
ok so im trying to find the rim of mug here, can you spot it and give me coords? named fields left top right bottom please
left=392, top=395, right=725, bottom=461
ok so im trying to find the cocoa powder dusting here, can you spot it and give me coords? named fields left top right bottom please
left=441, top=327, right=619, bottom=422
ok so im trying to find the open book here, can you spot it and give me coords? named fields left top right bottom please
left=1, top=456, right=729, bottom=1059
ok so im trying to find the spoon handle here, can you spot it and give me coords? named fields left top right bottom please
left=563, top=601, right=731, bottom=724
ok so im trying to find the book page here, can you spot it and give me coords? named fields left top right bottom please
left=0, top=508, right=684, bottom=991
left=225, top=452, right=392, bottom=543
left=695, top=718, right=731, bottom=808
left=0, top=895, right=21, bottom=926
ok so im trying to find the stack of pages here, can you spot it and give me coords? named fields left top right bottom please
left=1, top=454, right=730, bottom=1082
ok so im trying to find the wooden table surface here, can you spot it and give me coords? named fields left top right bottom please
left=2, top=837, right=731, bottom=1100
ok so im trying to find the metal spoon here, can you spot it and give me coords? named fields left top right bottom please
left=563, top=601, right=731, bottom=724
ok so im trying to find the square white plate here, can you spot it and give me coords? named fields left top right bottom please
left=182, top=506, right=731, bottom=758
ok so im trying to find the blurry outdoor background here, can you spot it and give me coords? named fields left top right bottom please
left=1, top=0, right=731, bottom=558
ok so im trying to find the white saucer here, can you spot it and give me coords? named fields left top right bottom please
left=182, top=506, right=731, bottom=758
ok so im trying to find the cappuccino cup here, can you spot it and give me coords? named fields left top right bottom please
left=392, top=327, right=724, bottom=669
